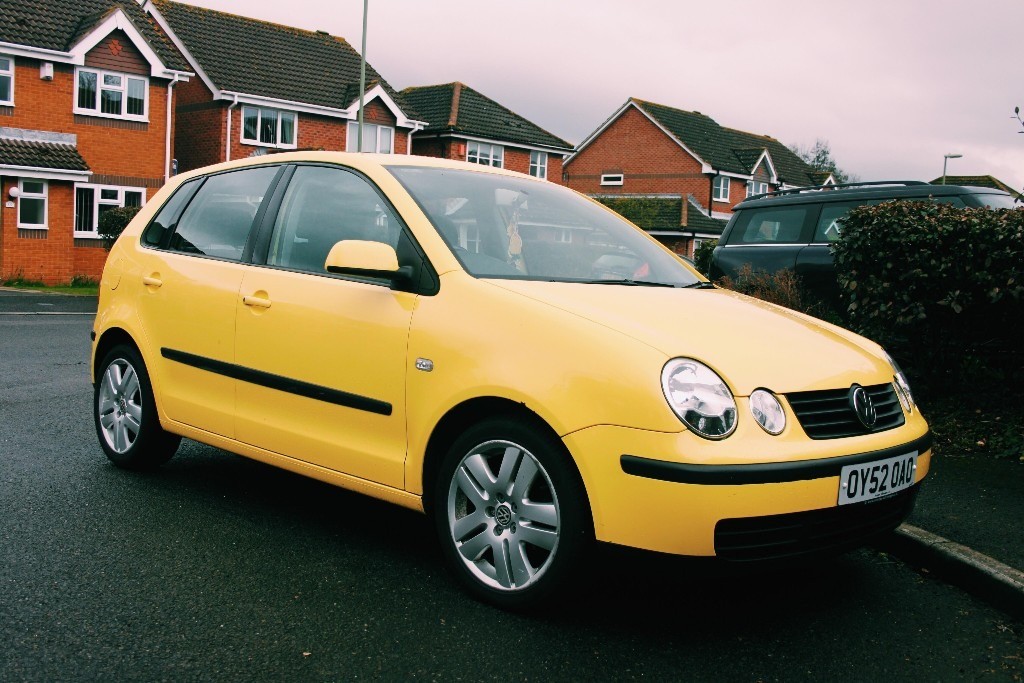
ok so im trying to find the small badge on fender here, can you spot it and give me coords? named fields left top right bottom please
left=415, top=358, right=434, bottom=372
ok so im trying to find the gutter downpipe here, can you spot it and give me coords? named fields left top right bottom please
left=226, top=93, right=238, bottom=162
left=165, top=73, right=180, bottom=182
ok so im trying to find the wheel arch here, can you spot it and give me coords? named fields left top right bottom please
left=419, top=397, right=593, bottom=524
left=92, top=327, right=141, bottom=385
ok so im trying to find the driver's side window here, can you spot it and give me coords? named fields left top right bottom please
left=267, top=165, right=400, bottom=273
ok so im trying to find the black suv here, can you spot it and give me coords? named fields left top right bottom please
left=708, top=181, right=1017, bottom=304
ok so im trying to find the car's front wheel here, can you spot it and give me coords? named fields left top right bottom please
left=94, top=344, right=180, bottom=470
left=433, top=417, right=591, bottom=610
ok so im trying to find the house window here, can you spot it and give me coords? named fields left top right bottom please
left=0, top=55, right=13, bottom=105
left=467, top=141, right=503, bottom=167
left=746, top=180, right=769, bottom=197
left=713, top=176, right=730, bottom=202
left=17, top=179, right=47, bottom=228
left=556, top=228, right=572, bottom=243
left=242, top=106, right=297, bottom=148
left=600, top=173, right=624, bottom=186
left=346, top=122, right=394, bottom=153
left=457, top=224, right=481, bottom=253
left=74, top=184, right=146, bottom=237
left=529, top=151, right=547, bottom=179
left=75, top=68, right=148, bottom=120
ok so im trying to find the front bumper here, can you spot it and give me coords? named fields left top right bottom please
left=563, top=424, right=932, bottom=557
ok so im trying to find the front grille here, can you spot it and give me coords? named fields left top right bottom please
left=714, top=486, right=917, bottom=561
left=786, top=383, right=905, bottom=440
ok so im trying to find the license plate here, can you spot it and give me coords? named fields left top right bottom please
left=838, top=451, right=918, bottom=505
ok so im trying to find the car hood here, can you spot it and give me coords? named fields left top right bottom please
left=485, top=280, right=889, bottom=396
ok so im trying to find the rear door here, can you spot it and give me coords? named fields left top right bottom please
left=135, top=165, right=283, bottom=437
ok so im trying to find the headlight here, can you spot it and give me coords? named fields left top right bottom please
left=661, top=358, right=737, bottom=439
left=749, top=389, right=786, bottom=435
left=884, top=352, right=916, bottom=414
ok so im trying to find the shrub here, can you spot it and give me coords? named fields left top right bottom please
left=97, top=206, right=142, bottom=247
left=716, top=264, right=809, bottom=312
left=692, top=239, right=717, bottom=277
left=833, top=201, right=1024, bottom=382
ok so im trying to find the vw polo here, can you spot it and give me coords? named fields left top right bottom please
left=91, top=153, right=930, bottom=609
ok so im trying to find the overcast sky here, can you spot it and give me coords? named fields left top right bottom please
left=176, top=0, right=1024, bottom=191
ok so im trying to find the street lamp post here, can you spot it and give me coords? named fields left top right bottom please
left=942, top=153, right=962, bottom=185
left=357, top=0, right=368, bottom=152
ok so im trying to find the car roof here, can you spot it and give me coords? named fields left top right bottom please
left=734, top=181, right=1012, bottom=209
left=171, top=151, right=535, bottom=185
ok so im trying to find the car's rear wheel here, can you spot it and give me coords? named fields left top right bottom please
left=433, top=417, right=591, bottom=610
left=94, top=344, right=180, bottom=470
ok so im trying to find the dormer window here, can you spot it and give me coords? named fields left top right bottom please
left=0, top=55, right=13, bottom=106
left=75, top=68, right=148, bottom=121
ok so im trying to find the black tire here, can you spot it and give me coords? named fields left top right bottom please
left=94, top=344, right=180, bottom=470
left=432, top=416, right=591, bottom=610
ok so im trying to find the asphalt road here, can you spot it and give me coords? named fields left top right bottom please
left=1, top=303, right=1023, bottom=681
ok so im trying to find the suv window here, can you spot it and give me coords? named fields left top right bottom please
left=168, top=166, right=279, bottom=260
left=969, top=193, right=1017, bottom=209
left=266, top=165, right=402, bottom=273
left=731, top=207, right=809, bottom=244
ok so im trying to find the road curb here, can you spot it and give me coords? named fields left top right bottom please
left=876, top=524, right=1024, bottom=619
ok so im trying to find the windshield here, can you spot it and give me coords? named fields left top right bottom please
left=388, top=166, right=701, bottom=286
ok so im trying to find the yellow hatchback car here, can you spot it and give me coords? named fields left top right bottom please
left=91, top=153, right=931, bottom=609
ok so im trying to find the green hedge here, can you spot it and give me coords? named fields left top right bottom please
left=97, top=206, right=142, bottom=246
left=833, top=201, right=1023, bottom=375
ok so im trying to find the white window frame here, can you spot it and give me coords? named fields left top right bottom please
left=241, top=106, right=298, bottom=149
left=345, top=122, right=395, bottom=153
left=713, top=176, right=730, bottom=202
left=74, top=67, right=149, bottom=122
left=746, top=180, right=769, bottom=197
left=73, top=183, right=146, bottom=238
left=556, top=228, right=572, bottom=243
left=529, top=151, right=548, bottom=179
left=17, top=179, right=47, bottom=229
left=0, top=54, right=13, bottom=106
left=467, top=141, right=503, bottom=168
left=600, top=173, right=624, bottom=186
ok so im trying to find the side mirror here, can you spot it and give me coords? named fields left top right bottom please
left=325, top=240, right=413, bottom=290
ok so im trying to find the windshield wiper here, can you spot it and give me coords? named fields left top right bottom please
left=681, top=281, right=716, bottom=289
left=577, top=279, right=678, bottom=288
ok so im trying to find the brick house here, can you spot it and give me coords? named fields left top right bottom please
left=0, top=0, right=192, bottom=284
left=145, top=0, right=424, bottom=174
left=929, top=175, right=1022, bottom=199
left=564, top=98, right=828, bottom=256
left=400, top=82, right=573, bottom=182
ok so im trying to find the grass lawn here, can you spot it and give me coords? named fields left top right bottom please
left=1, top=280, right=99, bottom=297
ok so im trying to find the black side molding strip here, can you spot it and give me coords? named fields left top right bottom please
left=161, top=348, right=393, bottom=416
left=621, top=432, right=932, bottom=485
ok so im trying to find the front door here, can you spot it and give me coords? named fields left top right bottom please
left=233, top=165, right=415, bottom=487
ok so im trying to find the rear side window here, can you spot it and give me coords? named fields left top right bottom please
left=811, top=201, right=884, bottom=243
left=967, top=193, right=1016, bottom=209
left=168, top=166, right=279, bottom=260
left=142, top=179, right=198, bottom=248
left=731, top=207, right=809, bottom=244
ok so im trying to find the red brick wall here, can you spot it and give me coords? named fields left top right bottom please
left=564, top=105, right=709, bottom=200
left=410, top=137, right=565, bottom=184
left=1, top=55, right=170, bottom=284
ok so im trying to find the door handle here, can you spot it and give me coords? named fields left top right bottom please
left=142, top=275, right=163, bottom=288
left=243, top=295, right=272, bottom=309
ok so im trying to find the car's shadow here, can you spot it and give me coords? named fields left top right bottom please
left=105, top=438, right=904, bottom=633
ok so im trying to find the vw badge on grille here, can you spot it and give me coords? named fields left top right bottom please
left=849, top=385, right=877, bottom=429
